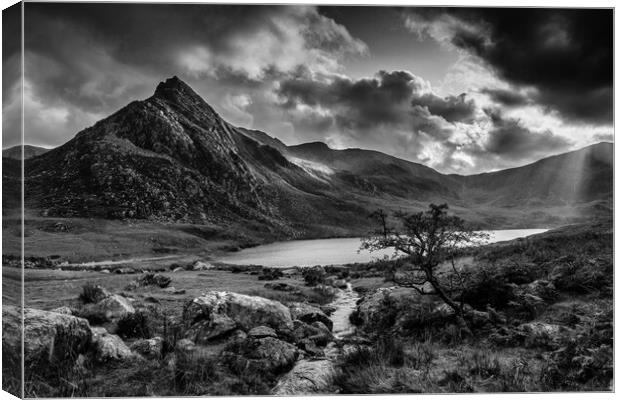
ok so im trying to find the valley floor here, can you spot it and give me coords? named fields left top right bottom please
left=1, top=219, right=613, bottom=396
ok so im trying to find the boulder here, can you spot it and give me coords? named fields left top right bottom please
left=91, top=327, right=136, bottom=362
left=320, top=305, right=337, bottom=316
left=332, top=279, right=348, bottom=289
left=519, top=322, right=571, bottom=349
left=51, top=306, right=74, bottom=315
left=114, top=267, right=136, bottom=275
left=324, top=275, right=338, bottom=287
left=130, top=336, right=164, bottom=358
left=289, top=303, right=333, bottom=331
left=183, top=291, right=294, bottom=335
left=355, top=287, right=419, bottom=327
left=228, top=337, right=298, bottom=373
left=192, top=261, right=215, bottom=271
left=175, top=338, right=196, bottom=353
left=297, top=339, right=324, bottom=357
left=91, top=294, right=135, bottom=322
left=248, top=325, right=278, bottom=339
left=185, top=313, right=238, bottom=344
left=162, top=287, right=186, bottom=295
left=292, top=320, right=333, bottom=346
left=523, top=279, right=558, bottom=301
left=272, top=359, right=336, bottom=395
left=2, top=306, right=91, bottom=368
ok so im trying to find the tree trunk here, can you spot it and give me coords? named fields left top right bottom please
left=423, top=266, right=471, bottom=330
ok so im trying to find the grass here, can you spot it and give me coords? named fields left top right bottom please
left=334, top=220, right=613, bottom=394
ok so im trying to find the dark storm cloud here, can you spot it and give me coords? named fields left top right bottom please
left=483, top=109, right=571, bottom=160
left=278, top=70, right=475, bottom=133
left=410, top=92, right=476, bottom=123
left=406, top=8, right=613, bottom=124
left=6, top=3, right=366, bottom=147
left=2, top=3, right=22, bottom=147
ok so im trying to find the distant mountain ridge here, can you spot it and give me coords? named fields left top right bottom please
left=3, top=144, right=50, bottom=160
left=11, top=76, right=612, bottom=238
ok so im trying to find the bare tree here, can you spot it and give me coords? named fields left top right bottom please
left=361, top=203, right=488, bottom=321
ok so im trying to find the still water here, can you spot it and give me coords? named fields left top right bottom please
left=216, top=229, right=548, bottom=268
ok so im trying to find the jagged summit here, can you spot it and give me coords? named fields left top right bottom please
left=151, top=76, right=219, bottom=117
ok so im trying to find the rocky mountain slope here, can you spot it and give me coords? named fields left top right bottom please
left=13, top=76, right=613, bottom=238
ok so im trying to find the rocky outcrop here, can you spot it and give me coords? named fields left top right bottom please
left=183, top=291, right=293, bottom=343
left=272, top=359, right=336, bottom=395
left=192, top=261, right=215, bottom=271
left=91, top=327, right=136, bottom=362
left=90, top=294, right=135, bottom=322
left=292, top=320, right=334, bottom=346
left=225, top=337, right=299, bottom=374
left=185, top=313, right=238, bottom=344
left=130, top=337, right=164, bottom=358
left=2, top=306, right=91, bottom=368
left=51, top=306, right=74, bottom=315
left=289, top=302, right=333, bottom=331
left=355, top=287, right=420, bottom=327
left=248, top=326, right=278, bottom=339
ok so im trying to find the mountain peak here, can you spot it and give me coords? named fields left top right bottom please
left=153, top=76, right=204, bottom=104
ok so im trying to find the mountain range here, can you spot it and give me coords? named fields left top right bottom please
left=4, top=76, right=613, bottom=239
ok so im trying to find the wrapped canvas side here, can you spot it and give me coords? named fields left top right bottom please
left=2, top=2, right=24, bottom=398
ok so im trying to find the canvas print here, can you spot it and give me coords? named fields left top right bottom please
left=1, top=2, right=613, bottom=397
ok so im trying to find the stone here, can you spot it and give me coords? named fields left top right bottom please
left=292, top=320, right=333, bottom=346
left=163, top=287, right=186, bottom=295
left=130, top=336, right=164, bottom=358
left=51, top=306, right=74, bottom=315
left=91, top=327, right=136, bottom=362
left=2, top=306, right=91, bottom=368
left=192, top=261, right=215, bottom=271
left=333, top=279, right=348, bottom=289
left=183, top=291, right=294, bottom=334
left=297, top=339, right=324, bottom=357
left=185, top=313, right=238, bottom=344
left=237, top=337, right=299, bottom=373
left=172, top=267, right=185, bottom=273
left=272, top=360, right=336, bottom=395
left=91, top=294, right=135, bottom=322
left=175, top=338, right=196, bottom=353
left=519, top=322, right=571, bottom=348
left=248, top=325, right=277, bottom=339
left=319, top=305, right=337, bottom=316
left=289, top=302, right=333, bottom=331
left=114, top=267, right=136, bottom=274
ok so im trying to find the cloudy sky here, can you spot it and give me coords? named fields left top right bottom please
left=2, top=4, right=613, bottom=174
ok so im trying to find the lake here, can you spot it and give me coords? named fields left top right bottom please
left=216, top=229, right=549, bottom=268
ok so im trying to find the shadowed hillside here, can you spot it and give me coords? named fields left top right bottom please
left=12, top=77, right=612, bottom=240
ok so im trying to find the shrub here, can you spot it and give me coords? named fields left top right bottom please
left=116, top=312, right=152, bottom=339
left=79, top=282, right=109, bottom=304
left=257, top=267, right=283, bottom=281
left=136, top=273, right=172, bottom=288
left=302, top=266, right=326, bottom=286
